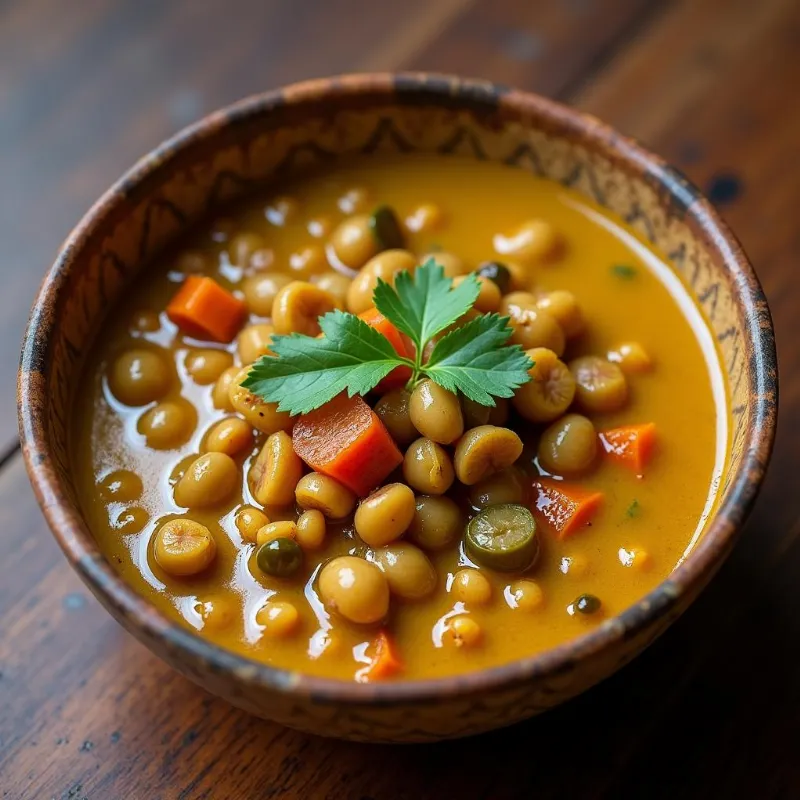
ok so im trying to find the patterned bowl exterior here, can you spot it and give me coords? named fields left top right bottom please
left=18, top=74, right=777, bottom=742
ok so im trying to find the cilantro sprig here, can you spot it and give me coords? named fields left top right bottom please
left=243, top=259, right=533, bottom=416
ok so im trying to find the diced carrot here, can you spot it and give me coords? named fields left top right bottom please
left=292, top=393, right=403, bottom=496
left=358, top=308, right=413, bottom=392
left=531, top=478, right=603, bottom=540
left=599, top=423, right=657, bottom=476
left=167, top=276, right=247, bottom=343
left=357, top=630, right=403, bottom=683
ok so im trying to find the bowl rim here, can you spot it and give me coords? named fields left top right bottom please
left=18, top=72, right=777, bottom=705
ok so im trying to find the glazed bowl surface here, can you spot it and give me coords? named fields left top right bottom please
left=18, top=73, right=777, bottom=742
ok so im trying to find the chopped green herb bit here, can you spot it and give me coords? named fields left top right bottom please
left=611, top=263, right=637, bottom=279
left=625, top=499, right=640, bottom=518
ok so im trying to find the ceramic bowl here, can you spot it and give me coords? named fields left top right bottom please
left=18, top=73, right=777, bottom=742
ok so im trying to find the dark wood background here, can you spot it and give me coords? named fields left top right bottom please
left=2, top=0, right=798, bottom=797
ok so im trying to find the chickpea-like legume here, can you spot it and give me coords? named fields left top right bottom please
left=203, top=417, right=253, bottom=457
left=228, top=232, right=266, bottom=267
left=296, top=510, right=326, bottom=550
left=443, top=616, right=482, bottom=648
left=256, top=599, right=300, bottom=637
left=505, top=302, right=565, bottom=355
left=311, top=271, right=352, bottom=305
left=607, top=341, right=652, bottom=373
left=536, top=290, right=585, bottom=339
left=421, top=251, right=468, bottom=278
left=229, top=367, right=294, bottom=434
left=405, top=203, right=444, bottom=233
left=337, top=187, right=370, bottom=214
left=212, top=366, right=240, bottom=411
left=460, top=395, right=491, bottom=429
left=354, top=483, right=416, bottom=547
left=138, top=400, right=197, bottom=450
left=99, top=469, right=143, bottom=502
left=512, top=347, right=575, bottom=423
left=330, top=214, right=379, bottom=270
left=242, top=272, right=292, bottom=317
left=494, top=219, right=560, bottom=265
left=451, top=569, right=492, bottom=606
left=288, top=244, right=328, bottom=279
left=488, top=397, right=510, bottom=426
left=196, top=596, right=236, bottom=632
left=175, top=250, right=208, bottom=275
left=370, top=543, right=437, bottom=600
left=453, top=425, right=523, bottom=486
left=453, top=274, right=501, bottom=312
left=129, top=309, right=161, bottom=334
left=112, top=506, right=149, bottom=535
left=409, top=380, right=463, bottom=445
left=374, top=388, right=418, bottom=447
left=265, top=196, right=300, bottom=226
left=402, top=438, right=455, bottom=495
left=295, top=473, right=356, bottom=520
left=570, top=355, right=629, bottom=413
left=307, top=216, right=334, bottom=238
left=272, top=281, right=340, bottom=337
left=618, top=546, right=651, bottom=571
left=538, top=413, right=598, bottom=476
left=469, top=467, right=528, bottom=510
left=184, top=349, right=234, bottom=385
left=250, top=431, right=304, bottom=507
left=560, top=553, right=590, bottom=578
left=256, top=520, right=298, bottom=546
left=345, top=249, right=417, bottom=315
left=108, top=348, right=171, bottom=406
left=237, top=323, right=275, bottom=365
left=235, top=505, right=269, bottom=543
left=174, top=452, right=238, bottom=508
left=317, top=556, right=389, bottom=624
left=154, top=518, right=217, bottom=577
left=506, top=580, right=544, bottom=611
left=407, top=495, right=461, bottom=551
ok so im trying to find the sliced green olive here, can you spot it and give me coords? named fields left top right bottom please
left=477, top=261, right=511, bottom=294
left=370, top=205, right=405, bottom=250
left=256, top=537, right=303, bottom=578
left=465, top=504, right=539, bottom=572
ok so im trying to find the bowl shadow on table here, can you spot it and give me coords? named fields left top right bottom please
left=106, top=461, right=797, bottom=799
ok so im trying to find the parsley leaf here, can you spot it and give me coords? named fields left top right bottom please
left=625, top=499, right=640, bottom=518
left=425, top=314, right=533, bottom=406
left=242, top=310, right=408, bottom=415
left=373, top=259, right=480, bottom=352
left=244, top=259, right=532, bottom=415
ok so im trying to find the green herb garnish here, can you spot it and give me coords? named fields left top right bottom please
left=625, top=499, right=640, bottom=518
left=243, top=259, right=533, bottom=415
left=611, top=264, right=637, bottom=279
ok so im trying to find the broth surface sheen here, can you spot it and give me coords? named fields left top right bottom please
left=73, top=155, right=727, bottom=681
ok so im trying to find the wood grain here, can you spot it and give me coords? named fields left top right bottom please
left=2, top=0, right=799, bottom=797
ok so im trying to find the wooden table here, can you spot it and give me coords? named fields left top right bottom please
left=2, top=0, right=798, bottom=796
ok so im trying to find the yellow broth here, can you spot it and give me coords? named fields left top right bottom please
left=72, top=154, right=726, bottom=680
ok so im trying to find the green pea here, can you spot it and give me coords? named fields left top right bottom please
left=477, top=261, right=511, bottom=294
left=256, top=537, right=303, bottom=578
left=370, top=205, right=405, bottom=250
left=465, top=503, right=539, bottom=572
left=574, top=594, right=602, bottom=615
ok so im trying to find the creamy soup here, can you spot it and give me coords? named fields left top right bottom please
left=72, top=154, right=726, bottom=681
